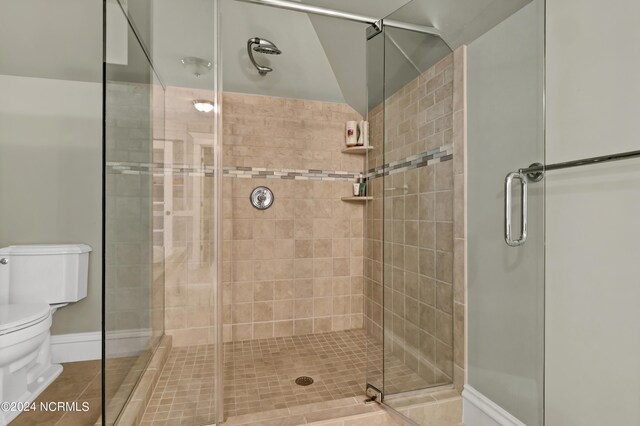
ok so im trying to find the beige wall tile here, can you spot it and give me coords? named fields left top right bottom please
left=274, top=280, right=294, bottom=300
left=232, top=324, right=252, bottom=341
left=233, top=303, right=252, bottom=323
left=254, top=281, right=274, bottom=302
left=275, top=219, right=293, bottom=239
left=294, top=278, right=314, bottom=298
left=253, top=322, right=274, bottom=339
left=176, top=91, right=369, bottom=343
left=294, top=319, right=313, bottom=335
left=314, top=317, right=332, bottom=333
left=253, top=301, right=274, bottom=322
left=363, top=50, right=467, bottom=391
left=274, top=320, right=293, bottom=337
left=274, top=299, right=293, bottom=321
left=313, top=277, right=332, bottom=297
left=314, top=239, right=333, bottom=258
left=295, top=239, right=314, bottom=258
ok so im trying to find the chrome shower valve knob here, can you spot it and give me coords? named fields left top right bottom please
left=250, top=186, right=274, bottom=210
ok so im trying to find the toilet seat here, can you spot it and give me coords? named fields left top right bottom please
left=0, top=303, right=51, bottom=336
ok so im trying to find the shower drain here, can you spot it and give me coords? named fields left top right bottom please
left=295, top=376, right=314, bottom=386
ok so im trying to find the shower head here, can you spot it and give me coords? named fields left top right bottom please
left=247, top=37, right=281, bottom=75
left=252, top=38, right=281, bottom=55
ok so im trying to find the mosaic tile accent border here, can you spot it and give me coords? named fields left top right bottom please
left=106, top=163, right=360, bottom=181
left=106, top=162, right=215, bottom=177
left=106, top=144, right=453, bottom=181
left=367, top=144, right=453, bottom=179
left=223, top=166, right=359, bottom=181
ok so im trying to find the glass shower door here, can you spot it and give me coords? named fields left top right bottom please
left=379, top=23, right=456, bottom=398
left=365, top=4, right=457, bottom=405
left=366, top=0, right=545, bottom=425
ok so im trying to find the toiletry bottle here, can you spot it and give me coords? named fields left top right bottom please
left=354, top=174, right=365, bottom=197
left=353, top=175, right=362, bottom=196
left=359, top=174, right=367, bottom=197
left=357, top=120, right=369, bottom=146
left=346, top=121, right=358, bottom=147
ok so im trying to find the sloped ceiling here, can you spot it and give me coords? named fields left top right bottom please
left=305, top=0, right=533, bottom=114
left=0, top=0, right=532, bottom=114
left=218, top=0, right=532, bottom=115
left=385, top=0, right=533, bottom=50
left=219, top=0, right=344, bottom=103
left=302, top=0, right=410, bottom=115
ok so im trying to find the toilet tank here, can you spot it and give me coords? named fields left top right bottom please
left=0, top=244, right=92, bottom=304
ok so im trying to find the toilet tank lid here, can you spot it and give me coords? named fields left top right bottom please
left=0, top=244, right=92, bottom=256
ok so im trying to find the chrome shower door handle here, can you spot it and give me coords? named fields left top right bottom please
left=504, top=171, right=528, bottom=247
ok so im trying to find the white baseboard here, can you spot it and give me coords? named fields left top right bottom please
left=51, top=329, right=153, bottom=363
left=462, top=385, right=526, bottom=426
left=106, top=328, right=153, bottom=358
left=51, top=331, right=101, bottom=363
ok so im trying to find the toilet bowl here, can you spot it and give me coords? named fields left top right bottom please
left=0, top=244, right=91, bottom=425
left=0, top=304, right=61, bottom=425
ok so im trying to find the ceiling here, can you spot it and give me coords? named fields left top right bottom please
left=218, top=0, right=345, bottom=104
left=0, top=0, right=532, bottom=114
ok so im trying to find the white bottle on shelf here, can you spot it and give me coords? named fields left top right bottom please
left=346, top=121, right=358, bottom=147
left=357, top=120, right=369, bottom=147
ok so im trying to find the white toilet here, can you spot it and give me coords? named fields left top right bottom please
left=0, top=244, right=91, bottom=425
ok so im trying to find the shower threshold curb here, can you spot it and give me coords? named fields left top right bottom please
left=97, top=334, right=172, bottom=426
left=222, top=396, right=404, bottom=425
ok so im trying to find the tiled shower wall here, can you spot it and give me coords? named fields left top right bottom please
left=162, top=90, right=368, bottom=345
left=364, top=49, right=466, bottom=389
left=222, top=92, right=366, bottom=342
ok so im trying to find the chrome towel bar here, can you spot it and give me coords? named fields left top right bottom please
left=505, top=148, right=640, bottom=246
left=520, top=148, right=640, bottom=180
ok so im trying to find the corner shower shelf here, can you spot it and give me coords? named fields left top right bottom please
left=341, top=146, right=373, bottom=154
left=341, top=196, right=372, bottom=202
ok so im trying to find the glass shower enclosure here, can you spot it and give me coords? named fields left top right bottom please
left=102, top=0, right=222, bottom=423
left=103, top=2, right=166, bottom=422
left=365, top=0, right=545, bottom=425
left=365, top=3, right=459, bottom=400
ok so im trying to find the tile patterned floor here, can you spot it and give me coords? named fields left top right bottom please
left=140, top=345, right=217, bottom=425
left=141, top=329, right=432, bottom=425
left=11, top=360, right=102, bottom=426
left=10, top=356, right=147, bottom=426
left=223, top=329, right=368, bottom=417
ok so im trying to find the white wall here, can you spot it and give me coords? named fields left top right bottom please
left=0, top=0, right=101, bottom=83
left=545, top=0, right=640, bottom=424
left=0, top=75, right=103, bottom=335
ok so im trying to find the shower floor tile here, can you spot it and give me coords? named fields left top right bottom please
left=141, top=329, right=430, bottom=425
left=224, top=329, right=369, bottom=418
